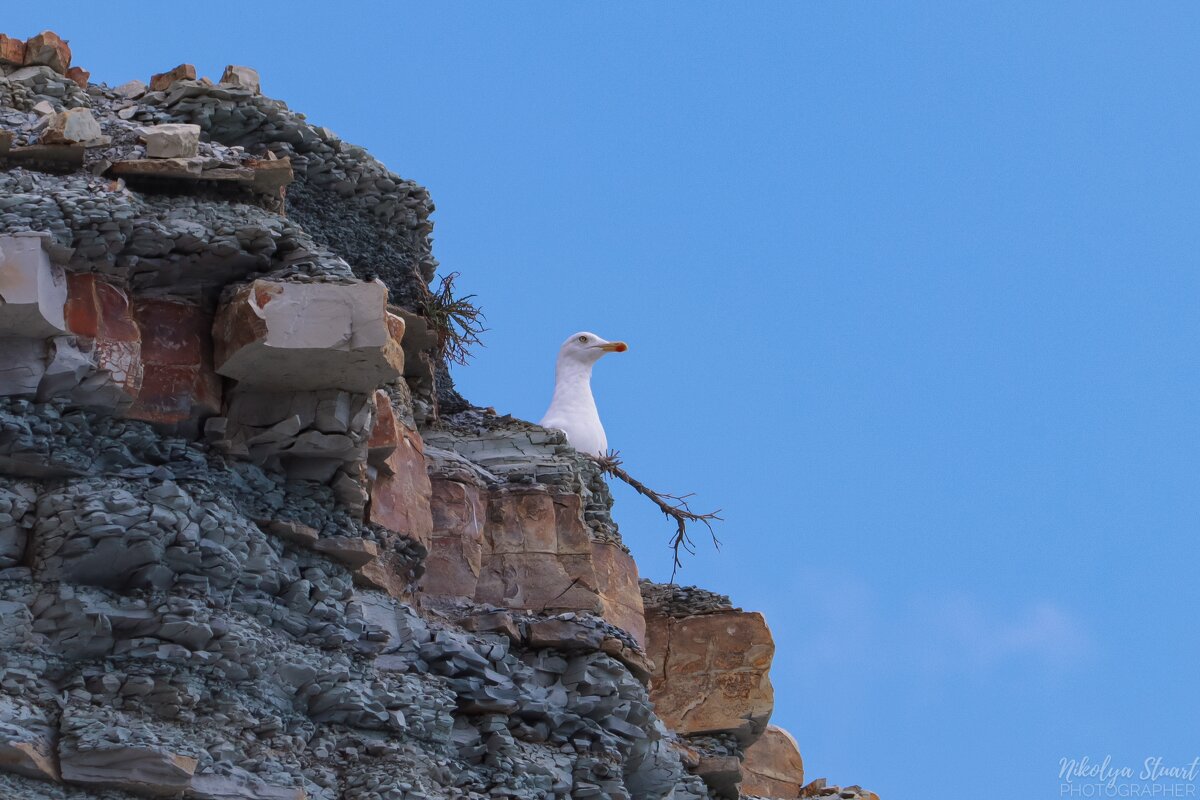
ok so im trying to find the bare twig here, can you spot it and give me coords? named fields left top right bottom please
left=421, top=271, right=487, bottom=366
left=590, top=451, right=722, bottom=582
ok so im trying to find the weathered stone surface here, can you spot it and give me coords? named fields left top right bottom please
left=695, top=754, right=742, bottom=800
left=127, top=298, right=221, bottom=425
left=149, top=63, right=196, bottom=91
left=0, top=696, right=58, bottom=781
left=65, top=65, right=90, bottom=88
left=367, top=388, right=400, bottom=463
left=41, top=108, right=103, bottom=145
left=60, top=743, right=198, bottom=796
left=114, top=79, right=147, bottom=99
left=189, top=768, right=306, bottom=800
left=741, top=724, right=806, bottom=798
left=645, top=608, right=775, bottom=743
left=420, top=478, right=486, bottom=598
left=220, top=65, right=261, bottom=93
left=63, top=273, right=143, bottom=408
left=0, top=35, right=27, bottom=66
left=368, top=422, right=432, bottom=547
left=23, top=31, right=70, bottom=73
left=592, top=539, right=646, bottom=644
left=213, top=279, right=403, bottom=392
left=140, top=123, right=201, bottom=159
left=0, top=337, right=47, bottom=396
left=313, top=536, right=379, bottom=568
left=0, top=234, right=67, bottom=338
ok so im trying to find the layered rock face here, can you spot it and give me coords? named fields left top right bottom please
left=0, top=30, right=874, bottom=800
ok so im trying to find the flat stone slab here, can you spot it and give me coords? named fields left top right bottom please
left=213, top=279, right=404, bottom=392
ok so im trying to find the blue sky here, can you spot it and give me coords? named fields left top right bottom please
left=12, top=3, right=1200, bottom=796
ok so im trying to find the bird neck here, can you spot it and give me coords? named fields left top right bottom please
left=550, top=358, right=597, bottom=409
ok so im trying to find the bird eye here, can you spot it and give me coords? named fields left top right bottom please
left=578, top=336, right=588, bottom=343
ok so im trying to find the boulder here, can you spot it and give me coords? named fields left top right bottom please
left=0, top=35, right=27, bottom=65
left=644, top=607, right=775, bottom=744
left=741, top=724, right=805, bottom=798
left=65, top=66, right=89, bottom=88
left=0, top=234, right=67, bottom=337
left=212, top=279, right=404, bottom=392
left=139, top=123, right=201, bottom=159
left=220, top=65, right=261, bottom=93
left=40, top=108, right=103, bottom=145
left=22, top=31, right=70, bottom=73
left=149, top=63, right=195, bottom=92
left=127, top=298, right=222, bottom=425
left=114, top=79, right=147, bottom=99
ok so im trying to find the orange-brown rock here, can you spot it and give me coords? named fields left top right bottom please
left=65, top=66, right=90, bottom=89
left=0, top=35, right=27, bottom=65
left=591, top=540, right=646, bottom=643
left=23, top=31, right=70, bottom=73
left=367, top=423, right=432, bottom=549
left=644, top=607, right=775, bottom=743
left=420, top=478, right=486, bottom=598
left=367, top=389, right=400, bottom=463
left=741, top=724, right=805, bottom=798
left=149, top=63, right=196, bottom=92
left=127, top=298, right=221, bottom=425
left=471, top=486, right=647, bottom=644
left=63, top=273, right=143, bottom=407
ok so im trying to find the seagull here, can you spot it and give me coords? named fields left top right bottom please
left=539, top=331, right=628, bottom=457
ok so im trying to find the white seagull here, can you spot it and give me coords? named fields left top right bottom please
left=539, top=331, right=628, bottom=457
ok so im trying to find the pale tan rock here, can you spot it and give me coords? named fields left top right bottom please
left=741, top=724, right=805, bottom=798
left=0, top=234, right=67, bottom=338
left=139, top=123, right=201, bottom=159
left=644, top=607, right=775, bottom=743
left=219, top=64, right=261, bottom=93
left=22, top=31, right=70, bottom=73
left=213, top=279, right=404, bottom=392
left=41, top=108, right=102, bottom=145
left=149, top=63, right=196, bottom=92
left=113, top=79, right=147, bottom=99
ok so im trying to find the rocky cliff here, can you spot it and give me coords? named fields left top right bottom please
left=0, top=31, right=877, bottom=800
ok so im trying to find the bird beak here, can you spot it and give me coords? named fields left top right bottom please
left=597, top=341, right=628, bottom=353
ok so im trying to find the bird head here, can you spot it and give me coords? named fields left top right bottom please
left=557, top=331, right=628, bottom=366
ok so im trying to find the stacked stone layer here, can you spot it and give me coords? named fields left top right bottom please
left=0, top=30, right=877, bottom=800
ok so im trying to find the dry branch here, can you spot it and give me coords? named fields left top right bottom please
left=421, top=271, right=487, bottom=365
left=590, top=451, right=722, bottom=581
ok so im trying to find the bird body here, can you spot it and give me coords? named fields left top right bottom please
left=539, top=331, right=627, bottom=457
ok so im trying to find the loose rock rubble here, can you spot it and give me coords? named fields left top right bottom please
left=0, top=29, right=878, bottom=800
